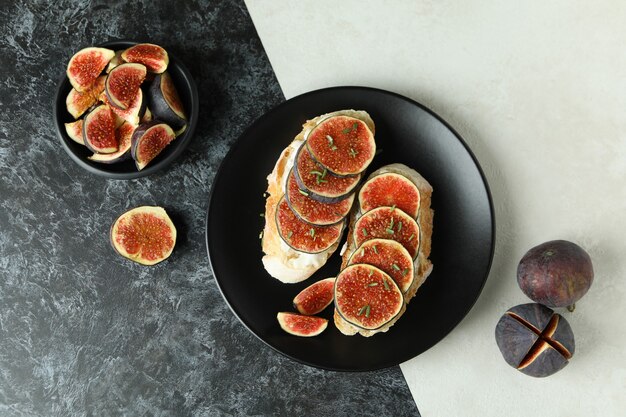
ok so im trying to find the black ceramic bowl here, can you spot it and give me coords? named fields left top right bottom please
left=53, top=40, right=198, bottom=179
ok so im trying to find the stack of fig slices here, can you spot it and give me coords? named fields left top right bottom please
left=275, top=115, right=376, bottom=255
left=335, top=170, right=423, bottom=335
left=63, top=43, right=188, bottom=170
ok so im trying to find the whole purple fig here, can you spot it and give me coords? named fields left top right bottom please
left=517, top=240, right=593, bottom=311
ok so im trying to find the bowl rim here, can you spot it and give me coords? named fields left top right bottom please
left=53, top=39, right=199, bottom=180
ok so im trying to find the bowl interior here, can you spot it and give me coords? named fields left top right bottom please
left=54, top=41, right=198, bottom=179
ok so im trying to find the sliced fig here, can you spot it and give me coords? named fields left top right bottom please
left=359, top=172, right=421, bottom=218
left=353, top=206, right=420, bottom=259
left=147, top=72, right=187, bottom=129
left=82, top=104, right=117, bottom=154
left=275, top=196, right=344, bottom=254
left=66, top=75, right=107, bottom=119
left=106, top=50, right=124, bottom=73
left=347, top=238, right=414, bottom=293
left=293, top=278, right=336, bottom=315
left=335, top=264, right=403, bottom=331
left=131, top=121, right=176, bottom=170
left=305, top=116, right=376, bottom=177
left=293, top=142, right=361, bottom=203
left=110, top=206, right=177, bottom=265
left=121, top=43, right=169, bottom=74
left=105, top=63, right=147, bottom=110
left=285, top=168, right=354, bottom=226
left=64, top=120, right=84, bottom=145
left=101, top=88, right=146, bottom=126
left=66, top=47, right=115, bottom=92
left=89, top=122, right=134, bottom=164
left=277, top=312, right=328, bottom=337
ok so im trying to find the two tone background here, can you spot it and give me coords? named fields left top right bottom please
left=1, top=0, right=624, bottom=415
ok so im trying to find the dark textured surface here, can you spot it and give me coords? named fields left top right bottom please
left=0, top=0, right=419, bottom=416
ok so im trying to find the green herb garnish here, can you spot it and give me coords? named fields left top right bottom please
left=398, top=221, right=402, bottom=232
left=298, top=188, right=309, bottom=196
left=365, top=305, right=371, bottom=318
left=362, top=228, right=368, bottom=236
left=386, top=227, right=395, bottom=234
left=390, top=205, right=396, bottom=212
left=368, top=282, right=379, bottom=287
left=369, top=269, right=374, bottom=277
left=392, top=263, right=400, bottom=271
left=259, top=230, right=263, bottom=239
left=287, top=231, right=293, bottom=239
left=403, top=268, right=409, bottom=276
left=326, top=135, right=337, bottom=150
left=309, top=228, right=315, bottom=237
left=358, top=304, right=370, bottom=316
left=383, top=280, right=390, bottom=291
left=349, top=148, right=358, bottom=158
left=373, top=245, right=378, bottom=254
left=408, top=233, right=415, bottom=241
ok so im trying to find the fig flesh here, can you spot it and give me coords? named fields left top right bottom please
left=64, top=119, right=84, bottom=145
left=495, top=303, right=575, bottom=377
left=82, top=104, right=117, bottom=154
left=105, top=63, right=147, bottom=110
left=353, top=206, right=420, bottom=259
left=89, top=122, right=134, bottom=164
left=147, top=72, right=187, bottom=130
left=141, top=107, right=153, bottom=123
left=100, top=88, right=146, bottom=126
left=517, top=240, right=594, bottom=310
left=359, top=172, right=421, bottom=219
left=121, top=43, right=169, bottom=73
left=131, top=121, right=176, bottom=170
left=66, top=75, right=107, bottom=119
left=106, top=50, right=124, bottom=73
left=277, top=312, right=328, bottom=337
left=66, top=47, right=115, bottom=92
left=110, top=206, right=177, bottom=265
left=293, top=278, right=336, bottom=315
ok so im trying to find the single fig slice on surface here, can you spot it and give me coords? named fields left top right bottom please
left=121, top=43, right=169, bottom=73
left=517, top=240, right=594, bottom=310
left=110, top=206, right=176, bottom=265
left=66, top=75, right=107, bottom=119
left=105, top=63, right=147, bottom=110
left=67, top=47, right=115, bottom=92
left=89, top=122, right=135, bottom=164
left=335, top=264, right=403, bottom=331
left=495, top=303, right=575, bottom=377
left=147, top=72, right=187, bottom=129
left=277, top=312, right=328, bottom=337
left=64, top=120, right=84, bottom=145
left=82, top=104, right=117, bottom=154
left=359, top=172, right=421, bottom=218
left=347, top=238, right=414, bottom=293
left=353, top=206, right=420, bottom=259
left=305, top=116, right=376, bottom=177
left=106, top=50, right=124, bottom=73
left=131, top=121, right=176, bottom=170
left=293, top=278, right=336, bottom=315
left=293, top=142, right=361, bottom=203
left=285, top=168, right=354, bottom=226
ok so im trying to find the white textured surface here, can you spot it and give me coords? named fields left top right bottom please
left=246, top=0, right=626, bottom=415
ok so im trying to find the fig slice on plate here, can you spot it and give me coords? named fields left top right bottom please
left=82, top=104, right=117, bottom=154
left=285, top=168, right=354, bottom=226
left=89, top=122, right=134, bottom=164
left=66, top=75, right=107, bottom=119
left=131, top=121, right=176, bottom=170
left=110, top=206, right=177, bottom=265
left=305, top=115, right=376, bottom=177
left=293, top=277, right=336, bottom=315
left=359, top=172, right=421, bottom=219
left=335, top=264, right=403, bottom=331
left=121, top=43, right=169, bottom=73
left=105, top=62, right=147, bottom=110
left=277, top=312, right=328, bottom=337
left=347, top=238, right=414, bottom=293
left=147, top=72, right=187, bottom=129
left=66, top=47, right=115, bottom=92
left=275, top=196, right=344, bottom=254
left=353, top=206, right=420, bottom=259
left=293, top=142, right=361, bottom=203
left=64, top=119, right=84, bottom=145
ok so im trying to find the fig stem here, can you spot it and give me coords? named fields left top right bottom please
left=567, top=303, right=576, bottom=312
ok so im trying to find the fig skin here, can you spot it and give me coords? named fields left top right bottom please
left=517, top=240, right=594, bottom=310
left=495, top=303, right=575, bottom=378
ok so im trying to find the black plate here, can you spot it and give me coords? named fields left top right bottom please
left=206, top=87, right=495, bottom=371
left=53, top=40, right=199, bottom=179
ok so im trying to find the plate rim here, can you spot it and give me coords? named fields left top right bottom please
left=205, top=85, right=496, bottom=371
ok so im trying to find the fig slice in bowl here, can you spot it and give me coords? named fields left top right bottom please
left=105, top=62, right=147, bottom=110
left=110, top=206, right=177, bottom=265
left=147, top=72, right=187, bottom=130
left=121, top=43, right=169, bottom=74
left=131, top=121, right=177, bottom=170
left=82, top=104, right=118, bottom=154
left=89, top=122, right=134, bottom=164
left=66, top=47, right=115, bottom=92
